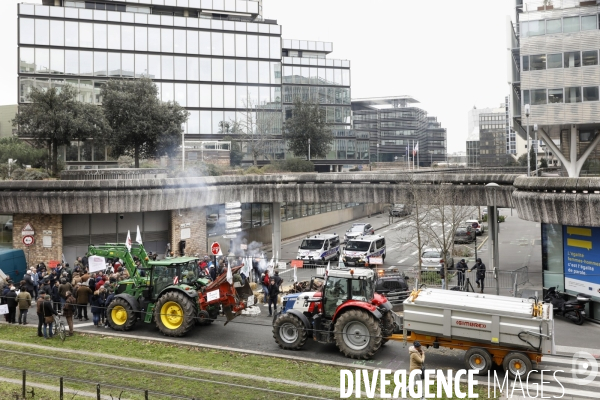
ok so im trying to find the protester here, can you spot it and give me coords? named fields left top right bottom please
left=98, top=287, right=108, bottom=326
left=456, top=259, right=468, bottom=288
left=409, top=341, right=426, bottom=400
left=51, top=281, right=61, bottom=313
left=23, top=271, right=35, bottom=298
left=267, top=278, right=280, bottom=317
left=30, top=267, right=39, bottom=300
left=470, top=258, right=486, bottom=294
left=104, top=288, right=115, bottom=328
left=16, top=284, right=32, bottom=325
left=261, top=270, right=270, bottom=304
left=42, top=294, right=58, bottom=339
left=75, top=282, right=92, bottom=321
left=90, top=290, right=104, bottom=327
left=36, top=290, right=46, bottom=337
left=63, top=291, right=76, bottom=336
left=5, top=286, right=18, bottom=324
left=59, top=278, right=73, bottom=310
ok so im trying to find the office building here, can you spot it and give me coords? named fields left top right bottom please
left=508, top=0, right=600, bottom=177
left=352, top=96, right=447, bottom=167
left=18, top=0, right=282, bottom=166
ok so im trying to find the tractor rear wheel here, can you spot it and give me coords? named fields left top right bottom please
left=107, top=298, right=137, bottom=331
left=272, top=313, right=308, bottom=350
left=380, top=311, right=394, bottom=345
left=154, top=291, right=196, bottom=337
left=334, top=309, right=382, bottom=359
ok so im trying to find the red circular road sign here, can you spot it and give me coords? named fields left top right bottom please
left=22, top=235, right=34, bottom=246
left=211, top=242, right=220, bottom=255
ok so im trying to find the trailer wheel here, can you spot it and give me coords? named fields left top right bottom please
left=272, top=313, right=307, bottom=350
left=107, top=298, right=137, bottom=331
left=197, top=310, right=211, bottom=326
left=464, top=347, right=493, bottom=375
left=335, top=309, right=382, bottom=359
left=503, top=352, right=533, bottom=378
left=154, top=291, right=196, bottom=337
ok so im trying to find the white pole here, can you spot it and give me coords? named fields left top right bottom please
left=417, top=141, right=420, bottom=169
left=308, top=138, right=311, bottom=161
left=182, top=131, right=185, bottom=171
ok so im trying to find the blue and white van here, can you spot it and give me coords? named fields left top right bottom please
left=342, top=234, right=386, bottom=267
left=296, top=234, right=341, bottom=265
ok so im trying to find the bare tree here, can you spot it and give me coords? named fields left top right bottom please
left=232, top=98, right=282, bottom=166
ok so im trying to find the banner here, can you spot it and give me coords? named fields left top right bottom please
left=563, top=225, right=600, bottom=299
left=0, top=304, right=8, bottom=315
left=88, top=256, right=106, bottom=273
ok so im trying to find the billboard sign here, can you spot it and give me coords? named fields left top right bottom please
left=563, top=225, right=600, bottom=299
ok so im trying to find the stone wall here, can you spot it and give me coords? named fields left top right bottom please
left=169, top=208, right=207, bottom=257
left=12, top=214, right=63, bottom=266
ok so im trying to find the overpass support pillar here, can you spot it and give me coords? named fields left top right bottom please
left=271, top=202, right=281, bottom=262
left=487, top=205, right=500, bottom=295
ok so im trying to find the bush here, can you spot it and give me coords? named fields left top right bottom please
left=117, top=155, right=135, bottom=168
left=420, top=271, right=442, bottom=285
left=281, top=158, right=315, bottom=172
left=499, top=215, right=506, bottom=223
left=11, top=168, right=50, bottom=180
left=244, top=166, right=263, bottom=175
left=260, top=163, right=281, bottom=174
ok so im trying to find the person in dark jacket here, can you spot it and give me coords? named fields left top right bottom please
left=58, top=279, right=73, bottom=310
left=36, top=290, right=46, bottom=337
left=90, top=290, right=104, bottom=327
left=267, top=278, right=280, bottom=317
left=63, top=291, right=76, bottom=336
left=23, top=271, right=35, bottom=298
left=5, top=286, right=18, bottom=324
left=51, top=281, right=61, bottom=313
left=75, top=283, right=92, bottom=321
left=98, top=287, right=108, bottom=326
left=39, top=278, right=51, bottom=299
left=42, top=294, right=58, bottom=339
left=456, top=259, right=468, bottom=288
left=103, top=288, right=115, bottom=328
left=16, top=284, right=32, bottom=325
left=470, top=258, right=486, bottom=293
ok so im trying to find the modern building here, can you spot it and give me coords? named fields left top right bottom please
left=351, top=96, right=447, bottom=167
left=508, top=0, right=600, bottom=177
left=281, top=40, right=357, bottom=169
left=0, top=105, right=18, bottom=138
left=18, top=0, right=282, bottom=167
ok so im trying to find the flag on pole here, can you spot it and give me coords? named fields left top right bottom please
left=226, top=263, right=233, bottom=285
left=126, top=230, right=132, bottom=251
left=293, top=265, right=298, bottom=283
left=413, top=142, right=419, bottom=156
left=136, top=225, right=143, bottom=245
left=61, top=253, right=66, bottom=265
left=326, top=261, right=331, bottom=276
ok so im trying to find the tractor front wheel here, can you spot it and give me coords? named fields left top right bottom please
left=334, top=309, right=382, bottom=359
left=107, top=298, right=137, bottom=331
left=272, top=313, right=308, bottom=350
left=154, top=291, right=196, bottom=337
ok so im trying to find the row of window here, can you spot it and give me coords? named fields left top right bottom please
left=282, top=57, right=349, bottom=68
left=523, top=50, right=600, bottom=70
left=523, top=86, right=600, bottom=105
left=282, top=39, right=332, bottom=52
left=282, top=86, right=351, bottom=105
left=281, top=66, right=350, bottom=87
left=479, top=114, right=504, bottom=121
left=20, top=4, right=272, bottom=33
left=380, top=121, right=419, bottom=128
left=68, top=0, right=260, bottom=14
left=380, top=111, right=420, bottom=119
left=20, top=19, right=281, bottom=59
left=283, top=105, right=351, bottom=124
left=21, top=48, right=282, bottom=84
left=480, top=124, right=506, bottom=130
left=521, top=14, right=599, bottom=37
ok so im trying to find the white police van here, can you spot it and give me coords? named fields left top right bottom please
left=296, top=234, right=341, bottom=265
left=342, top=234, right=386, bottom=267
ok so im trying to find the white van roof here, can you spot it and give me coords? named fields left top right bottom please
left=304, top=233, right=339, bottom=240
left=348, top=234, right=384, bottom=242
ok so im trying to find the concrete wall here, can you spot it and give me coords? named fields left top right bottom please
left=207, top=203, right=385, bottom=255
left=170, top=208, right=207, bottom=256
left=12, top=214, right=62, bottom=266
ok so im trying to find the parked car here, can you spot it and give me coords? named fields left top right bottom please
left=465, top=219, right=484, bottom=235
left=375, top=273, right=409, bottom=306
left=454, top=226, right=476, bottom=244
left=4, top=219, right=12, bottom=231
left=344, top=223, right=374, bottom=242
left=421, top=248, right=454, bottom=271
left=391, top=204, right=412, bottom=217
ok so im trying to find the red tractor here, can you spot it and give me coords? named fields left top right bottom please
left=272, top=268, right=396, bottom=359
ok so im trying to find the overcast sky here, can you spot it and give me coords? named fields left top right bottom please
left=0, top=0, right=514, bottom=153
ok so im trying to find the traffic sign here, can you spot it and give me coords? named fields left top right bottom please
left=22, top=235, right=34, bottom=246
left=22, top=223, right=34, bottom=236
left=472, top=222, right=478, bottom=229
left=211, top=242, right=221, bottom=255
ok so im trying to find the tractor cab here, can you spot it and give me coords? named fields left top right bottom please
left=322, top=268, right=376, bottom=317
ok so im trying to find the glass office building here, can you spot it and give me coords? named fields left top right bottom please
left=18, top=0, right=282, bottom=165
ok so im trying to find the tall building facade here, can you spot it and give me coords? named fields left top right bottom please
left=18, top=0, right=283, bottom=165
left=508, top=0, right=600, bottom=177
left=351, top=97, right=447, bottom=166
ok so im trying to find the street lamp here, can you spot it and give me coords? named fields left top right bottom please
left=534, top=123, right=538, bottom=174
left=525, top=104, right=531, bottom=177
left=308, top=138, right=311, bottom=161
left=485, top=182, right=500, bottom=296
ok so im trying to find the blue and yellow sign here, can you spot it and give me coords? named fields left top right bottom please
left=563, top=225, right=600, bottom=299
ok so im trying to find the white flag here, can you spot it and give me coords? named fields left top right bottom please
left=326, top=261, right=330, bottom=276
left=136, top=225, right=143, bottom=245
left=226, top=263, right=233, bottom=285
left=293, top=265, right=298, bottom=283
left=126, top=230, right=132, bottom=251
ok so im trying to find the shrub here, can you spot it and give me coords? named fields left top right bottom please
left=244, top=166, right=263, bottom=175
left=11, top=168, right=50, bottom=180
left=260, top=163, right=281, bottom=174
left=420, top=271, right=442, bottom=285
left=281, top=158, right=315, bottom=172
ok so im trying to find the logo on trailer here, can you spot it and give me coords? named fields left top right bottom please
left=455, top=320, right=486, bottom=329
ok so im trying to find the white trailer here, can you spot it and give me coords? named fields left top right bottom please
left=388, top=288, right=554, bottom=377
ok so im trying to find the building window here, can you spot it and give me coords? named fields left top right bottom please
left=563, top=16, right=580, bottom=33
left=546, top=19, right=562, bottom=34
left=531, top=89, right=547, bottom=105
left=564, top=51, right=581, bottom=68
left=522, top=90, right=530, bottom=105
left=583, top=86, right=599, bottom=102
left=582, top=50, right=598, bottom=66
left=581, top=15, right=597, bottom=31
left=522, top=55, right=529, bottom=71
left=547, top=53, right=562, bottom=69
left=530, top=54, right=546, bottom=70
left=529, top=20, right=545, bottom=36
left=565, top=86, right=582, bottom=103
left=548, top=88, right=563, bottom=103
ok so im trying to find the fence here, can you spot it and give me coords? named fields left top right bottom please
left=404, top=266, right=531, bottom=296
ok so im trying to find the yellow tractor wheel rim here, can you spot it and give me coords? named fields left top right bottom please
left=111, top=305, right=127, bottom=326
left=515, top=362, right=522, bottom=370
left=475, top=357, right=482, bottom=365
left=161, top=301, right=184, bottom=330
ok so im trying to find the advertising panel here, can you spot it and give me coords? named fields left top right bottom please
left=563, top=225, right=600, bottom=299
